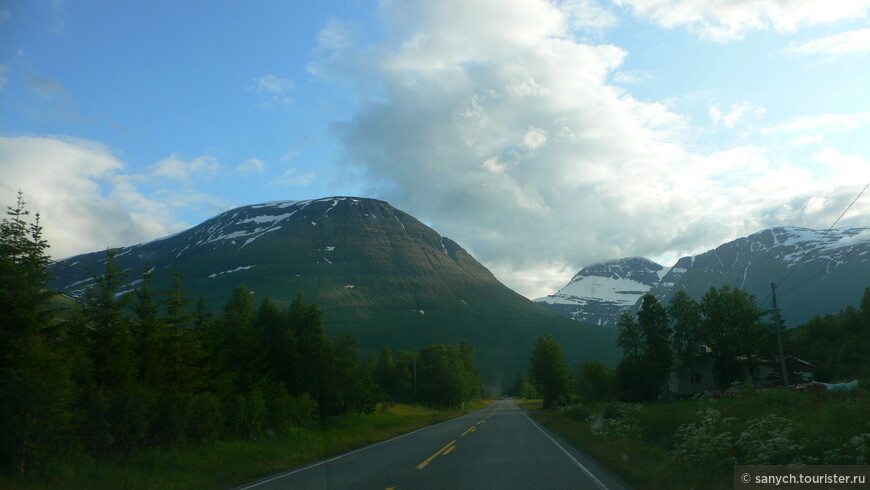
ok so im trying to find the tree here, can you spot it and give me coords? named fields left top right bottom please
left=529, top=335, right=570, bottom=407
left=288, top=294, right=330, bottom=410
left=573, top=361, right=615, bottom=402
left=514, top=373, right=538, bottom=399
left=668, top=291, right=706, bottom=390
left=78, top=249, right=148, bottom=453
left=637, top=294, right=672, bottom=399
left=0, top=191, right=54, bottom=347
left=615, top=311, right=644, bottom=401
left=700, top=286, right=769, bottom=389
left=0, top=193, right=75, bottom=473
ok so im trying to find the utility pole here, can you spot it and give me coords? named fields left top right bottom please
left=770, top=283, right=789, bottom=387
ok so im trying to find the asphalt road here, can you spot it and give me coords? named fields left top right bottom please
left=233, top=399, right=634, bottom=490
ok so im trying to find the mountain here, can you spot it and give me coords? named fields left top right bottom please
left=645, top=226, right=870, bottom=327
left=537, top=226, right=870, bottom=329
left=534, top=257, right=667, bottom=326
left=48, top=197, right=617, bottom=385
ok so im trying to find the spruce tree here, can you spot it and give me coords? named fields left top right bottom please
left=0, top=193, right=75, bottom=473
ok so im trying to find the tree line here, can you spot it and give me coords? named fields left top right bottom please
left=522, top=285, right=870, bottom=407
left=520, top=287, right=774, bottom=406
left=0, top=194, right=482, bottom=475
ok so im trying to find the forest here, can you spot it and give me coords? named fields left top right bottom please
left=0, top=195, right=483, bottom=476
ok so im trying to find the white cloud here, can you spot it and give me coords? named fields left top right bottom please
left=763, top=112, right=870, bottom=133
left=0, top=136, right=188, bottom=259
left=312, top=0, right=870, bottom=298
left=250, top=74, right=295, bottom=108
left=150, top=154, right=220, bottom=186
left=709, top=100, right=766, bottom=129
left=556, top=0, right=620, bottom=31
left=611, top=69, right=654, bottom=85
left=522, top=127, right=548, bottom=150
left=280, top=149, right=299, bottom=162
left=271, top=168, right=315, bottom=187
left=252, top=74, right=294, bottom=94
left=786, top=28, right=870, bottom=57
left=812, top=148, right=870, bottom=182
left=761, top=112, right=870, bottom=149
left=317, top=19, right=358, bottom=50
left=236, top=157, right=266, bottom=174
left=614, top=0, right=870, bottom=41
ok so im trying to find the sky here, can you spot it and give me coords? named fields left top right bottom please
left=1, top=0, right=869, bottom=299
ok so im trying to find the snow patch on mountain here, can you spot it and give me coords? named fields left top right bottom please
left=535, top=257, right=665, bottom=326
left=208, top=265, right=257, bottom=279
left=538, top=276, right=650, bottom=306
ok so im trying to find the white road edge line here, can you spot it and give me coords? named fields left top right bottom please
left=234, top=405, right=493, bottom=489
left=520, top=409, right=610, bottom=490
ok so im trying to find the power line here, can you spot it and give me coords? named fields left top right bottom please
left=774, top=179, right=870, bottom=290
left=780, top=233, right=870, bottom=296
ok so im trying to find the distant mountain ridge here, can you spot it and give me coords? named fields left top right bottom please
left=647, top=226, right=870, bottom=327
left=537, top=226, right=870, bottom=327
left=49, top=196, right=618, bottom=384
left=534, top=257, right=667, bottom=326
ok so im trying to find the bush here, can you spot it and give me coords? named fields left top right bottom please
left=558, top=403, right=589, bottom=420
left=672, top=408, right=735, bottom=469
left=736, top=414, right=816, bottom=464
left=824, top=433, right=870, bottom=464
left=585, top=403, right=642, bottom=440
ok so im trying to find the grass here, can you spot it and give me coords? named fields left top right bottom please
left=519, top=384, right=870, bottom=489
left=1, top=400, right=492, bottom=490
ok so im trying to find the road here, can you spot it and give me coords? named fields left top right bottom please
left=233, top=399, right=633, bottom=490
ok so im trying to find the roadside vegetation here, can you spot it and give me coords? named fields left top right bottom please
left=0, top=401, right=489, bottom=490
left=518, top=283, right=870, bottom=488
left=0, top=193, right=485, bottom=487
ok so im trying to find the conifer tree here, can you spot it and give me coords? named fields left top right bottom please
left=0, top=193, right=75, bottom=473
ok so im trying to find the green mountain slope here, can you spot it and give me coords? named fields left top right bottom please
left=49, top=197, right=617, bottom=384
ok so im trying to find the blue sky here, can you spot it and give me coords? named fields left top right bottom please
left=2, top=0, right=869, bottom=298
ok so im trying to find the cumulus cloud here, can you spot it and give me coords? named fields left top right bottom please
left=0, top=136, right=189, bottom=259
left=786, top=28, right=870, bottom=58
left=614, top=0, right=870, bottom=41
left=309, top=0, right=870, bottom=298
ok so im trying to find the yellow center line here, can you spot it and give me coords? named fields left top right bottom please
left=461, top=425, right=475, bottom=437
left=416, top=440, right=456, bottom=470
left=443, top=445, right=457, bottom=455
